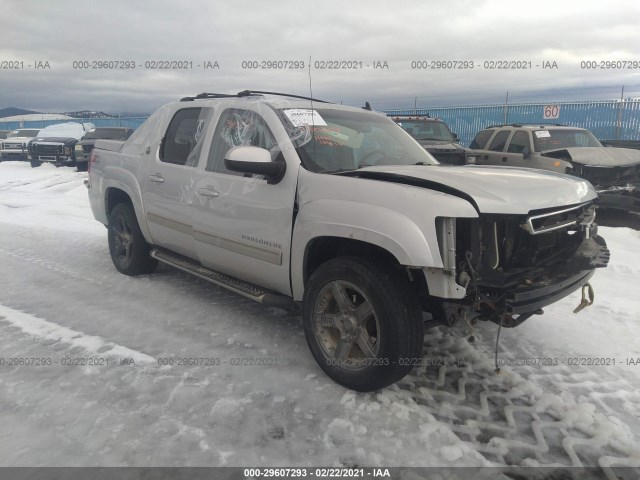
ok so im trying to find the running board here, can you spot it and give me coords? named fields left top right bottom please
left=150, top=249, right=294, bottom=309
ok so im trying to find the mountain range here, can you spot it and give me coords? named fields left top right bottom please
left=0, top=107, right=118, bottom=119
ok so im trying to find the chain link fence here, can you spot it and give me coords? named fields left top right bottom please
left=3, top=98, right=640, bottom=149
left=381, top=97, right=640, bottom=147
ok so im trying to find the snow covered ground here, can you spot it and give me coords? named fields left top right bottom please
left=1, top=161, right=639, bottom=477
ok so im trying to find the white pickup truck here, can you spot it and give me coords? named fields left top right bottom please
left=88, top=91, right=610, bottom=391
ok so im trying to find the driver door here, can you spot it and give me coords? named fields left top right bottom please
left=191, top=106, right=299, bottom=295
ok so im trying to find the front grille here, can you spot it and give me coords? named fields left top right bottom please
left=34, top=144, right=62, bottom=155
left=522, top=203, right=593, bottom=235
left=522, top=205, right=584, bottom=235
left=4, top=143, right=24, bottom=150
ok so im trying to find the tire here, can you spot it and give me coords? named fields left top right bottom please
left=30, top=160, right=42, bottom=168
left=107, top=203, right=158, bottom=276
left=76, top=162, right=88, bottom=172
left=302, top=256, right=424, bottom=391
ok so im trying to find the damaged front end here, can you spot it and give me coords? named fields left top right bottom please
left=432, top=202, right=610, bottom=328
left=575, top=163, right=640, bottom=213
left=542, top=148, right=640, bottom=213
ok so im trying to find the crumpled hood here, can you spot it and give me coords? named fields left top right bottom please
left=344, top=164, right=597, bottom=214
left=541, top=147, right=640, bottom=166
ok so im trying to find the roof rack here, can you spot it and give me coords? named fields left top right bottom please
left=180, top=92, right=246, bottom=102
left=486, top=123, right=566, bottom=128
left=390, top=114, right=433, bottom=119
left=237, top=90, right=329, bottom=103
left=180, top=90, right=330, bottom=103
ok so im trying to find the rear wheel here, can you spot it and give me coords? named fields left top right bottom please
left=30, top=160, right=42, bottom=168
left=302, top=257, right=424, bottom=391
left=107, top=203, right=157, bottom=275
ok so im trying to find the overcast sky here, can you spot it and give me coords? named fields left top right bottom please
left=1, top=0, right=640, bottom=113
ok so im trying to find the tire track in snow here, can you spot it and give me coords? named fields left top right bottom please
left=0, top=246, right=104, bottom=287
left=0, top=171, right=85, bottom=193
left=388, top=326, right=640, bottom=478
left=0, top=304, right=155, bottom=365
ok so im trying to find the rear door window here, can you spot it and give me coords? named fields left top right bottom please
left=160, top=108, right=213, bottom=167
left=488, top=131, right=510, bottom=152
left=506, top=130, right=530, bottom=154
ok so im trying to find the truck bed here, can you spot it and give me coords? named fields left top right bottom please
left=94, top=139, right=126, bottom=153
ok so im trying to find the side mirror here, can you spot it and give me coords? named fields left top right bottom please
left=452, top=133, right=459, bottom=141
left=523, top=146, right=530, bottom=160
left=224, top=146, right=286, bottom=184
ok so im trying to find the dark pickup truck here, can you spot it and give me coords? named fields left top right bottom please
left=28, top=122, right=95, bottom=168
left=74, top=127, right=134, bottom=171
left=390, top=115, right=478, bottom=165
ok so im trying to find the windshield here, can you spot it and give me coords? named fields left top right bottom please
left=279, top=108, right=438, bottom=173
left=84, top=128, right=129, bottom=140
left=9, top=129, right=40, bottom=138
left=533, top=129, right=602, bottom=151
left=395, top=119, right=455, bottom=142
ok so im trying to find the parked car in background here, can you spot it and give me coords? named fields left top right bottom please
left=470, top=124, right=640, bottom=213
left=0, top=130, right=10, bottom=139
left=390, top=115, right=478, bottom=165
left=0, top=128, right=42, bottom=161
left=27, top=122, right=95, bottom=168
left=75, top=127, right=134, bottom=171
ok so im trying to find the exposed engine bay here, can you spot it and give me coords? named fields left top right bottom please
left=430, top=201, right=610, bottom=328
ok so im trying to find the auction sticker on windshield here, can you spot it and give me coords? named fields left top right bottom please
left=284, top=109, right=327, bottom=127
left=535, top=130, right=551, bottom=138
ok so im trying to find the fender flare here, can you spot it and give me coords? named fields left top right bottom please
left=290, top=199, right=443, bottom=301
left=102, top=174, right=151, bottom=242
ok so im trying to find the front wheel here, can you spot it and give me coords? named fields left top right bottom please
left=302, top=257, right=424, bottom=391
left=30, top=160, right=42, bottom=168
left=107, top=203, right=157, bottom=275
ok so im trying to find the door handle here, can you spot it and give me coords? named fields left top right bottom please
left=502, top=157, right=507, bottom=162
left=149, top=174, right=165, bottom=183
left=197, top=187, right=219, bottom=197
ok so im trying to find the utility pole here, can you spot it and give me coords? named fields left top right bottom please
left=503, top=91, right=509, bottom=125
left=615, top=85, right=625, bottom=140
